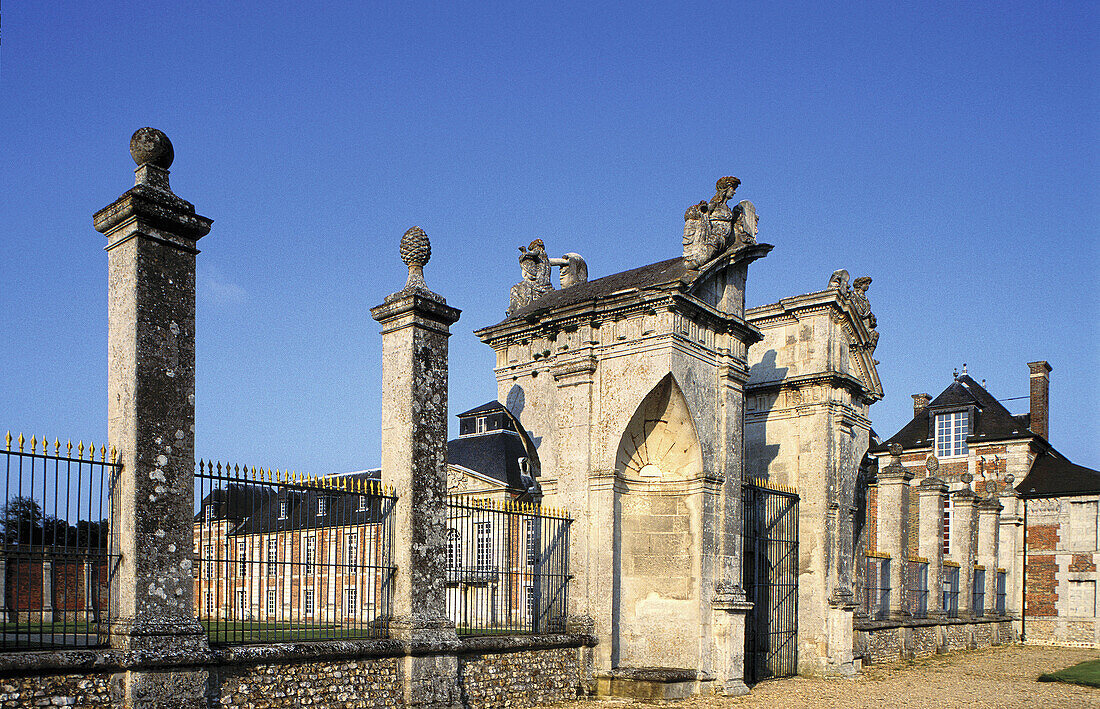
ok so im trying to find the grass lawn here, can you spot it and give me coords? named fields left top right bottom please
left=202, top=620, right=383, bottom=644
left=1038, top=658, right=1100, bottom=688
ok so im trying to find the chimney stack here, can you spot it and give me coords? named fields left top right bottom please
left=1028, top=361, right=1052, bottom=439
left=912, top=393, right=932, bottom=418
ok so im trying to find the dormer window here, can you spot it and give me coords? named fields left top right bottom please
left=278, top=500, right=288, bottom=520
left=935, top=411, right=969, bottom=458
left=358, top=494, right=367, bottom=512
left=205, top=505, right=214, bottom=523
left=317, top=497, right=327, bottom=516
left=476, top=416, right=487, bottom=433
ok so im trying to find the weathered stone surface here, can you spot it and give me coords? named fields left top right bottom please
left=745, top=283, right=883, bottom=676
left=0, top=635, right=594, bottom=708
left=372, top=227, right=462, bottom=707
left=478, top=232, right=770, bottom=689
left=94, top=129, right=212, bottom=672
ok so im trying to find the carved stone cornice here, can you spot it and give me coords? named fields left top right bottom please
left=747, top=288, right=883, bottom=402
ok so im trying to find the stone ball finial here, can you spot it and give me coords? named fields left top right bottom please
left=400, top=226, right=430, bottom=290
left=887, top=443, right=903, bottom=457
left=130, top=127, right=174, bottom=169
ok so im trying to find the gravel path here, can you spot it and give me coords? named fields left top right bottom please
left=542, top=645, right=1099, bottom=708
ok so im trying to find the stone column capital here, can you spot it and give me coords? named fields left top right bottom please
left=918, top=477, right=948, bottom=494
left=94, top=130, right=211, bottom=254
left=951, top=488, right=979, bottom=506
left=977, top=497, right=1003, bottom=513
left=877, top=462, right=914, bottom=483
left=371, top=289, right=461, bottom=332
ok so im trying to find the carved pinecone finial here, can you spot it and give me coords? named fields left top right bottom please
left=400, top=226, right=430, bottom=290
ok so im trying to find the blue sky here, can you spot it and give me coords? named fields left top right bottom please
left=2, top=1, right=1097, bottom=474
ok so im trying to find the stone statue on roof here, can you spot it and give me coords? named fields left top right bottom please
left=828, top=269, right=851, bottom=294
left=506, top=240, right=589, bottom=316
left=682, top=176, right=759, bottom=269
left=851, top=276, right=879, bottom=352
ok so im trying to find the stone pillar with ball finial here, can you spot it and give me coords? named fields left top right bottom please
left=371, top=226, right=462, bottom=708
left=94, top=128, right=213, bottom=706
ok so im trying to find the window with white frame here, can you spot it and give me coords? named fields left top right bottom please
left=278, top=499, right=288, bottom=520
left=526, top=586, right=535, bottom=622
left=476, top=521, right=493, bottom=570
left=447, top=528, right=461, bottom=570
left=317, top=497, right=327, bottom=516
left=935, top=411, right=969, bottom=458
left=358, top=494, right=367, bottom=512
left=304, top=588, right=315, bottom=615
left=346, top=532, right=358, bottom=572
left=205, top=505, right=214, bottom=523
left=525, top=518, right=537, bottom=566
left=476, top=416, right=487, bottom=433
left=235, top=589, right=246, bottom=618
left=205, top=591, right=214, bottom=616
left=943, top=497, right=953, bottom=556
left=237, top=541, right=247, bottom=578
left=266, top=589, right=277, bottom=616
left=204, top=545, right=214, bottom=579
left=304, top=535, right=316, bottom=575
left=266, top=538, right=277, bottom=576
left=345, top=587, right=357, bottom=619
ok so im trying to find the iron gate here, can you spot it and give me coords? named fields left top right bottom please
left=742, top=478, right=799, bottom=684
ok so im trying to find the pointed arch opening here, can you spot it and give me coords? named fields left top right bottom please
left=615, top=374, right=703, bottom=482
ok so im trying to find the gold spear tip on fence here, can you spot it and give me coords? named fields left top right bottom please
left=4, top=431, right=9, bottom=451
left=54, top=438, right=60, bottom=455
left=110, top=446, right=117, bottom=462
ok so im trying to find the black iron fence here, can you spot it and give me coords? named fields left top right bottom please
left=444, top=497, right=570, bottom=636
left=1, top=432, right=118, bottom=651
left=907, top=558, right=929, bottom=618
left=862, top=555, right=890, bottom=620
left=943, top=564, right=960, bottom=618
left=742, top=478, right=799, bottom=683
left=194, top=462, right=396, bottom=645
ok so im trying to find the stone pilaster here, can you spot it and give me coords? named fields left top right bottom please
left=977, top=497, right=1002, bottom=614
left=917, top=477, right=948, bottom=617
left=875, top=453, right=914, bottom=618
left=998, top=486, right=1023, bottom=618
left=95, top=128, right=212, bottom=707
left=949, top=489, right=979, bottom=617
left=42, top=560, right=53, bottom=624
left=371, top=227, right=461, bottom=708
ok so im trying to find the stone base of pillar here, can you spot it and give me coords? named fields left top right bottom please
left=821, top=605, right=858, bottom=677
left=111, top=616, right=210, bottom=657
left=111, top=668, right=209, bottom=709
left=401, top=653, right=462, bottom=708
left=712, top=598, right=752, bottom=695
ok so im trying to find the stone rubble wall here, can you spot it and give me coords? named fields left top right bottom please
left=458, top=647, right=585, bottom=707
left=0, top=636, right=591, bottom=708
left=1, top=674, right=111, bottom=708
left=854, top=619, right=1015, bottom=666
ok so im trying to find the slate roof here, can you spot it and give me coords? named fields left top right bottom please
left=447, top=430, right=530, bottom=491
left=500, top=256, right=690, bottom=321
left=875, top=375, right=1032, bottom=451
left=197, top=470, right=386, bottom=535
left=457, top=401, right=507, bottom=417
left=1018, top=451, right=1100, bottom=499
